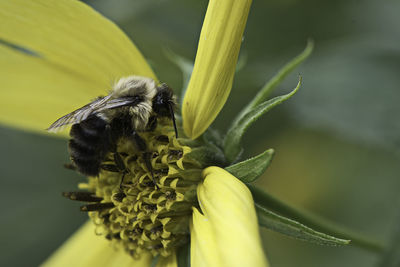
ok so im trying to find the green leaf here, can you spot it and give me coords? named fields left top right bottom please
left=223, top=41, right=312, bottom=163
left=256, top=203, right=350, bottom=246
left=249, top=185, right=385, bottom=253
left=241, top=40, right=313, bottom=116
left=224, top=77, right=301, bottom=162
left=163, top=48, right=194, bottom=105
left=225, top=148, right=274, bottom=183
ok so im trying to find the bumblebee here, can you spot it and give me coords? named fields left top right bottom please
left=48, top=76, right=177, bottom=177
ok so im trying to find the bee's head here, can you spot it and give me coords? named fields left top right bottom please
left=153, top=83, right=175, bottom=116
left=153, top=84, right=178, bottom=137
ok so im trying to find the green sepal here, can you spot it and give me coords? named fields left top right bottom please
left=177, top=137, right=202, bottom=148
left=224, top=78, right=301, bottom=162
left=186, top=145, right=227, bottom=168
left=202, top=127, right=224, bottom=149
left=225, top=148, right=274, bottom=183
left=164, top=216, right=191, bottom=235
left=236, top=40, right=313, bottom=119
left=255, top=203, right=350, bottom=246
left=182, top=186, right=198, bottom=202
left=249, top=185, right=385, bottom=253
left=163, top=48, right=193, bottom=105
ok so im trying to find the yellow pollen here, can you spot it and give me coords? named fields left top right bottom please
left=82, top=118, right=203, bottom=258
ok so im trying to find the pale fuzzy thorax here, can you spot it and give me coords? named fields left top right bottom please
left=112, top=76, right=157, bottom=98
left=112, top=76, right=158, bottom=130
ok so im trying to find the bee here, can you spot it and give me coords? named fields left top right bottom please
left=47, top=76, right=177, bottom=178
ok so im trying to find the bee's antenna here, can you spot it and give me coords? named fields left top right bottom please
left=168, top=102, right=178, bottom=138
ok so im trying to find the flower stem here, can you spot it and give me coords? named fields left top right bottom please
left=248, top=184, right=385, bottom=253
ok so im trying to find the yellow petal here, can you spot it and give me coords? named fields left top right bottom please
left=0, top=46, right=94, bottom=136
left=156, top=252, right=177, bottom=267
left=182, top=0, right=252, bottom=139
left=0, top=0, right=156, bottom=135
left=191, top=167, right=268, bottom=267
left=190, top=208, right=222, bottom=267
left=42, top=221, right=152, bottom=267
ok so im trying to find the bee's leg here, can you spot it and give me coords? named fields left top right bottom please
left=63, top=163, right=77, bottom=171
left=131, top=130, right=147, bottom=151
left=119, top=172, right=127, bottom=188
left=112, top=152, right=129, bottom=188
left=99, top=125, right=123, bottom=177
left=131, top=130, right=157, bottom=187
left=113, top=152, right=125, bottom=170
left=100, top=163, right=119, bottom=173
left=103, top=126, right=128, bottom=186
left=146, top=116, right=157, bottom=132
left=143, top=152, right=155, bottom=183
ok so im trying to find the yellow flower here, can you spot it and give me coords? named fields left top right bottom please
left=0, top=0, right=267, bottom=267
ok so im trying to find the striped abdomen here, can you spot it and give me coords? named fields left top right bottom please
left=68, top=115, right=111, bottom=176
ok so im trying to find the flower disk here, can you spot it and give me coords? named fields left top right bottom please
left=77, top=119, right=203, bottom=258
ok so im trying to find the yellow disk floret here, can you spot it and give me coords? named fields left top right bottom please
left=83, top=119, right=205, bottom=258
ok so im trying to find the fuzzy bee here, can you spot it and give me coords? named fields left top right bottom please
left=48, top=76, right=177, bottom=177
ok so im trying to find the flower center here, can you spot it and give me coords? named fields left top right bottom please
left=65, top=118, right=211, bottom=258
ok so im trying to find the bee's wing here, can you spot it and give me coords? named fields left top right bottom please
left=47, top=95, right=141, bottom=133
left=95, top=96, right=142, bottom=112
left=47, top=96, right=110, bottom=133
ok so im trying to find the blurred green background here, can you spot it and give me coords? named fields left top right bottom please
left=1, top=0, right=399, bottom=266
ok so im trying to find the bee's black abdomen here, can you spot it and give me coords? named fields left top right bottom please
left=68, top=115, right=111, bottom=177
left=70, top=124, right=102, bottom=145
left=68, top=139, right=97, bottom=159
left=71, top=157, right=102, bottom=177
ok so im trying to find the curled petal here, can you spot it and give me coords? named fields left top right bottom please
left=42, top=221, right=152, bottom=267
left=182, top=0, right=252, bottom=139
left=191, top=167, right=268, bottom=267
left=0, top=0, right=155, bottom=135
